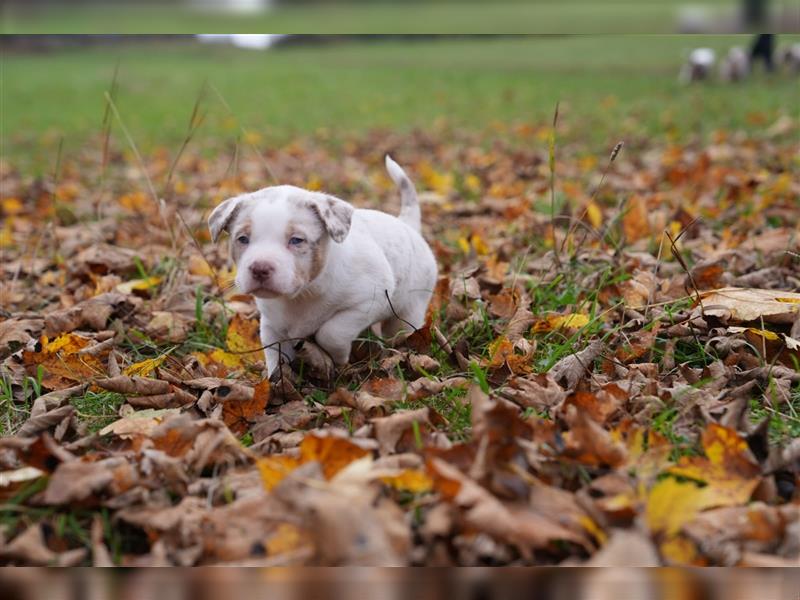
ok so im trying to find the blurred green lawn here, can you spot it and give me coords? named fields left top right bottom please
left=2, top=35, right=798, bottom=171
left=1, top=1, right=737, bottom=34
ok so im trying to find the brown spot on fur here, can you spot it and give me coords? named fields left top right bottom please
left=302, top=194, right=352, bottom=243
left=229, top=217, right=252, bottom=264
left=287, top=214, right=328, bottom=283
left=308, top=237, right=329, bottom=281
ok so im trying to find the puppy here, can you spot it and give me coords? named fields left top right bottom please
left=208, top=156, right=438, bottom=376
left=719, top=46, right=749, bottom=82
left=780, top=43, right=800, bottom=74
left=679, top=48, right=716, bottom=84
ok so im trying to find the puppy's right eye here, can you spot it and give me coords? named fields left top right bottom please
left=236, top=235, right=250, bottom=245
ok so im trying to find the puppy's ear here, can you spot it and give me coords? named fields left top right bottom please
left=208, top=196, right=244, bottom=243
left=311, top=195, right=354, bottom=243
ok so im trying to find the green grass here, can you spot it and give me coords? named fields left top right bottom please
left=71, top=390, right=126, bottom=433
left=749, top=383, right=800, bottom=445
left=396, top=384, right=472, bottom=442
left=3, top=35, right=799, bottom=171
left=1, top=2, right=737, bottom=35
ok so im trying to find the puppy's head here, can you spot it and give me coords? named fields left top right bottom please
left=208, top=185, right=353, bottom=299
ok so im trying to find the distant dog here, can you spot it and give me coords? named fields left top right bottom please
left=720, top=46, right=749, bottom=82
left=208, top=156, right=437, bottom=376
left=780, top=43, right=800, bottom=74
left=679, top=48, right=716, bottom=84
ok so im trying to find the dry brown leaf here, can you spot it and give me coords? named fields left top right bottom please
left=699, top=287, right=800, bottom=323
left=373, top=408, right=431, bottom=455
left=548, top=340, right=604, bottom=390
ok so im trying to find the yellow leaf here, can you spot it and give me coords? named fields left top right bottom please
left=191, top=315, right=262, bottom=376
left=487, top=336, right=514, bottom=368
left=193, top=348, right=244, bottom=370
left=464, top=174, right=482, bottom=194
left=22, top=333, right=104, bottom=389
left=242, top=130, right=262, bottom=145
left=187, top=254, right=215, bottom=278
left=471, top=234, right=490, bottom=256
left=2, top=197, right=23, bottom=216
left=222, top=115, right=238, bottom=131
left=257, top=455, right=301, bottom=492
left=381, top=469, right=434, bottom=494
left=43, top=333, right=91, bottom=354
left=578, top=155, right=598, bottom=173
left=226, top=314, right=262, bottom=356
left=172, top=179, right=188, bottom=195
left=117, top=191, right=152, bottom=213
left=585, top=202, right=602, bottom=229
left=532, top=312, right=591, bottom=333
left=647, top=424, right=760, bottom=536
left=578, top=514, right=608, bottom=545
left=0, top=219, right=14, bottom=248
left=646, top=477, right=713, bottom=536
left=306, top=175, right=323, bottom=191
left=660, top=535, right=702, bottom=566
left=116, top=276, right=162, bottom=295
left=123, top=355, right=167, bottom=377
left=419, top=162, right=454, bottom=196
left=552, top=313, right=591, bottom=329
left=728, top=326, right=779, bottom=341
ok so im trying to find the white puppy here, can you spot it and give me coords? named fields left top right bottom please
left=679, top=48, right=716, bottom=84
left=719, top=46, right=749, bottom=82
left=208, top=156, right=437, bottom=376
left=781, top=43, right=800, bottom=74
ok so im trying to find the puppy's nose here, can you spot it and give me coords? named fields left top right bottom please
left=249, top=261, right=275, bottom=283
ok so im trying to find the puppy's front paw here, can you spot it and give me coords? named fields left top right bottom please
left=294, top=339, right=336, bottom=383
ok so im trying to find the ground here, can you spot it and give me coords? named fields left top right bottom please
left=0, top=36, right=798, bottom=566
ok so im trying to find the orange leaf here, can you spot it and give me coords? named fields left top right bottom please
left=299, top=435, right=371, bottom=480
left=646, top=424, right=760, bottom=537
left=380, top=469, right=434, bottom=494
left=256, top=433, right=371, bottom=492
left=22, top=333, right=104, bottom=389
left=222, top=379, right=270, bottom=435
left=622, top=195, right=650, bottom=241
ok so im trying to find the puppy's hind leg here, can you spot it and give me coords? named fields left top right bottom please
left=381, top=300, right=429, bottom=344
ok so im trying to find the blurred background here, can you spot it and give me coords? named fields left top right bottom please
left=2, top=30, right=799, bottom=172
left=1, top=0, right=800, bottom=33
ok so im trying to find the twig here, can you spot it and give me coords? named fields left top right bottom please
left=207, top=82, right=278, bottom=184
left=103, top=91, right=178, bottom=250
left=164, top=79, right=208, bottom=196
left=383, top=289, right=419, bottom=333
left=562, top=140, right=623, bottom=259
left=548, top=101, right=561, bottom=268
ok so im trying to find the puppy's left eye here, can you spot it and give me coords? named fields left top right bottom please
left=236, top=235, right=250, bottom=245
left=288, top=237, right=305, bottom=246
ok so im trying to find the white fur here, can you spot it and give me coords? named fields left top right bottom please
left=719, top=46, right=749, bottom=82
left=679, top=48, right=716, bottom=84
left=209, top=155, right=437, bottom=376
left=781, top=43, right=800, bottom=73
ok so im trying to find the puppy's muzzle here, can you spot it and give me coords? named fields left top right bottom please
left=249, top=260, right=275, bottom=285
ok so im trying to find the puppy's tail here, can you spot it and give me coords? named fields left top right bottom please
left=385, top=155, right=421, bottom=233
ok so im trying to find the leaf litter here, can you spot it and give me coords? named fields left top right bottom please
left=0, top=122, right=799, bottom=566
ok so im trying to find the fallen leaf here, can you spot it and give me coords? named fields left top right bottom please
left=699, top=288, right=800, bottom=323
